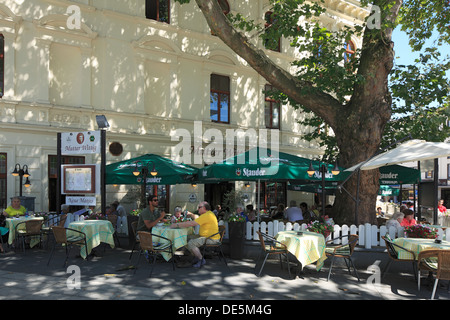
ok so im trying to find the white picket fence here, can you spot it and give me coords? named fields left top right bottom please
left=218, top=220, right=450, bottom=249
left=43, top=214, right=450, bottom=249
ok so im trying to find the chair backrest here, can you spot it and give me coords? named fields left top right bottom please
left=131, top=221, right=138, bottom=237
left=218, top=225, right=226, bottom=242
left=52, top=226, right=68, bottom=244
left=137, top=231, right=154, bottom=251
left=382, top=235, right=398, bottom=259
left=347, top=234, right=359, bottom=255
left=256, top=231, right=266, bottom=250
left=437, top=250, right=450, bottom=281
left=25, top=220, right=43, bottom=234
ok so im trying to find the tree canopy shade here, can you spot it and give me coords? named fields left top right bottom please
left=174, top=0, right=450, bottom=224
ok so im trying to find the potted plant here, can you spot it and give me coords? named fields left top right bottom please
left=228, top=212, right=247, bottom=259
left=404, top=225, right=438, bottom=239
left=307, top=218, right=334, bottom=238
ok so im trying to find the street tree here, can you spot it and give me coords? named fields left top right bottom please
left=174, top=0, right=449, bottom=224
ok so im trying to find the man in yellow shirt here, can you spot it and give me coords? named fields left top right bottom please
left=170, top=201, right=220, bottom=267
left=3, top=197, right=27, bottom=217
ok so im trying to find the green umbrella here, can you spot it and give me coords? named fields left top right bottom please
left=106, top=154, right=198, bottom=185
left=198, top=147, right=344, bottom=183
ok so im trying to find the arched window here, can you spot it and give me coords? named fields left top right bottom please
left=210, top=74, right=230, bottom=124
left=0, top=34, right=4, bottom=98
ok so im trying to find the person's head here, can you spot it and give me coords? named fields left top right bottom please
left=174, top=206, right=182, bottom=217
left=439, top=199, right=445, bottom=206
left=392, top=211, right=404, bottom=223
left=111, top=203, right=118, bottom=211
left=215, top=204, right=221, bottom=211
left=197, top=201, right=210, bottom=214
left=277, top=203, right=285, bottom=211
left=11, top=197, right=21, bottom=209
left=300, top=202, right=308, bottom=211
left=377, top=207, right=382, bottom=212
left=246, top=204, right=253, bottom=211
left=403, top=209, right=414, bottom=221
left=400, top=204, right=407, bottom=212
left=147, top=195, right=159, bottom=208
left=236, top=205, right=244, bottom=214
left=61, top=204, right=70, bottom=214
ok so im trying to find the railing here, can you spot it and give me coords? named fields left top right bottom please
left=218, top=220, right=450, bottom=249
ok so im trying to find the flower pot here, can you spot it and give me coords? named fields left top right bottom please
left=228, top=221, right=246, bottom=259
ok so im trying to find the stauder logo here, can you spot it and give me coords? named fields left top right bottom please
left=236, top=168, right=241, bottom=176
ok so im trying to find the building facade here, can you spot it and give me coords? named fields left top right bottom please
left=0, top=0, right=369, bottom=214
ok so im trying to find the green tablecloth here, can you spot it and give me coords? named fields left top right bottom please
left=68, top=220, right=115, bottom=259
left=275, top=230, right=326, bottom=271
left=152, top=225, right=194, bottom=261
left=5, top=217, right=44, bottom=248
left=393, top=237, right=450, bottom=260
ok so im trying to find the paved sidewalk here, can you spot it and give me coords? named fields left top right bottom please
left=0, top=238, right=448, bottom=301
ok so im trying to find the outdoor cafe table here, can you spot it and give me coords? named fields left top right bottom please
left=393, top=237, right=450, bottom=260
left=275, top=230, right=327, bottom=271
left=152, top=225, right=194, bottom=261
left=5, top=216, right=44, bottom=248
left=68, top=220, right=115, bottom=259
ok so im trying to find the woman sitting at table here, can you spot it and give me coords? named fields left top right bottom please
left=2, top=197, right=27, bottom=217
left=400, top=209, right=416, bottom=227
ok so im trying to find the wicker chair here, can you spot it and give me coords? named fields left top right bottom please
left=325, top=234, right=360, bottom=282
left=417, top=249, right=450, bottom=300
left=47, top=226, right=87, bottom=267
left=200, top=225, right=228, bottom=268
left=134, top=231, right=175, bottom=277
left=255, top=231, right=291, bottom=278
left=381, top=235, right=417, bottom=280
left=42, top=214, right=67, bottom=248
left=15, top=220, right=44, bottom=252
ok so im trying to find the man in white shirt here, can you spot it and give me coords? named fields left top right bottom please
left=285, top=200, right=304, bottom=222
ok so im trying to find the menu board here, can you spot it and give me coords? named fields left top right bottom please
left=62, top=165, right=96, bottom=194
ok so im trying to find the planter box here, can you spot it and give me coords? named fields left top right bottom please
left=228, top=221, right=246, bottom=259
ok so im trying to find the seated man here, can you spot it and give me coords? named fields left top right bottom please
left=285, top=201, right=303, bottom=222
left=170, top=201, right=220, bottom=267
left=136, top=195, right=165, bottom=232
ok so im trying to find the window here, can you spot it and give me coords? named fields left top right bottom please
left=264, top=84, right=280, bottom=129
left=210, top=74, right=230, bottom=124
left=264, top=12, right=280, bottom=52
left=0, top=34, right=4, bottom=98
left=0, top=153, right=6, bottom=209
left=146, top=0, right=170, bottom=23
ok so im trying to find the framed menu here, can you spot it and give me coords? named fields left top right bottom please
left=62, top=165, right=96, bottom=194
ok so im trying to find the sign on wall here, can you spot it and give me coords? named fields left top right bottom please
left=61, top=131, right=101, bottom=155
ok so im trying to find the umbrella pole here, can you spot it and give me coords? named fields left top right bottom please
left=257, top=179, right=261, bottom=223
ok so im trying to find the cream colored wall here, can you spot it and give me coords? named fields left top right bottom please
left=0, top=0, right=367, bottom=213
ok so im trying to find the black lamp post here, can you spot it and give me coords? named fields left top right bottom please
left=132, top=161, right=158, bottom=208
left=96, top=115, right=110, bottom=215
left=12, top=164, right=31, bottom=197
left=307, top=162, right=340, bottom=215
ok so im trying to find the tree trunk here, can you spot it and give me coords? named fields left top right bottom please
left=192, top=0, right=400, bottom=225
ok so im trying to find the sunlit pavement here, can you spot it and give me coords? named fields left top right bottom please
left=0, top=238, right=448, bottom=301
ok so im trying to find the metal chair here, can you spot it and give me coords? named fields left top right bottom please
left=15, top=220, right=44, bottom=252
left=417, top=249, right=450, bottom=300
left=134, top=231, right=175, bottom=277
left=200, top=225, right=228, bottom=268
left=106, top=215, right=121, bottom=247
left=129, top=221, right=139, bottom=260
left=47, top=226, right=87, bottom=267
left=325, top=234, right=360, bottom=282
left=255, top=231, right=291, bottom=278
left=381, top=235, right=417, bottom=280
left=42, top=214, right=67, bottom=249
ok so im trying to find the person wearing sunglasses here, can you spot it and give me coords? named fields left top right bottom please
left=170, top=201, right=220, bottom=267
left=136, top=195, right=166, bottom=232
